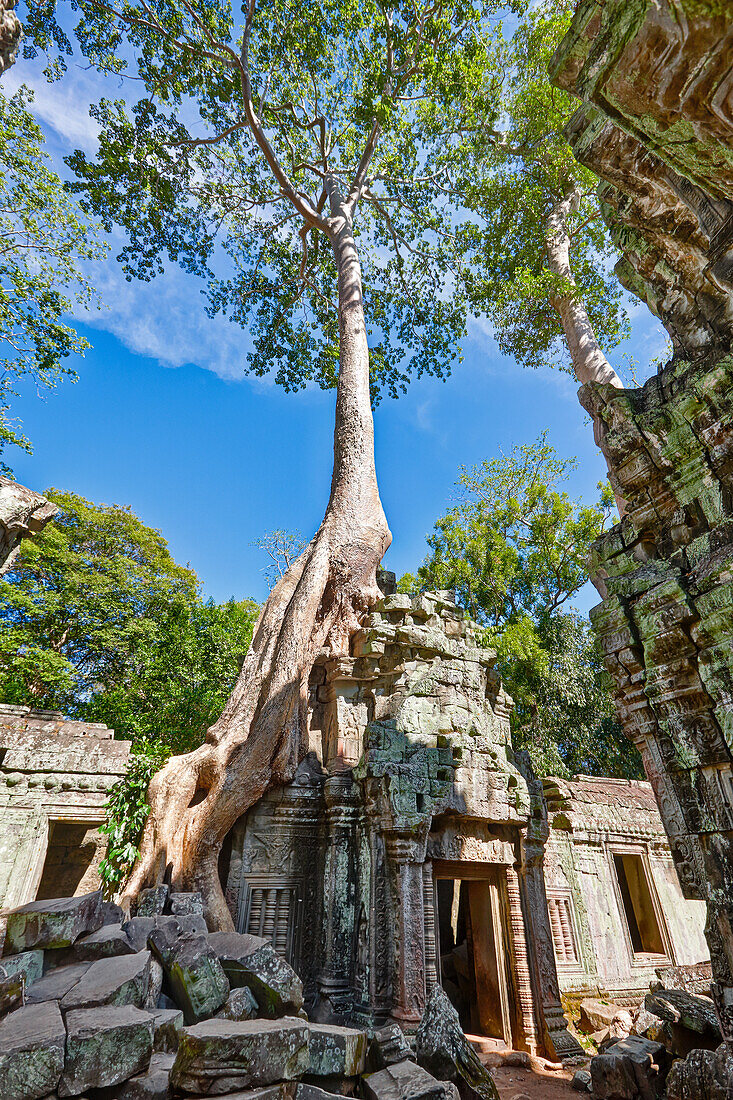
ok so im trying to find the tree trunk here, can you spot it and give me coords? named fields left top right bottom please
left=545, top=189, right=623, bottom=389
left=122, top=189, right=391, bottom=929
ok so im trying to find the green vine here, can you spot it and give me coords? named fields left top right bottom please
left=99, top=744, right=169, bottom=895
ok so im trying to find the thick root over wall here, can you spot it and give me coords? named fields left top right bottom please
left=123, top=513, right=390, bottom=930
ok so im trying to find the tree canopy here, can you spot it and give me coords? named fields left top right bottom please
left=0, top=89, right=104, bottom=472
left=0, top=489, right=259, bottom=754
left=23, top=0, right=510, bottom=401
left=452, top=0, right=628, bottom=382
left=402, top=437, right=642, bottom=779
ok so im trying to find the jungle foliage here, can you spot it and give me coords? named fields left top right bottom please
left=401, top=438, right=643, bottom=779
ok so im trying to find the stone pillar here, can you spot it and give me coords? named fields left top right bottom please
left=422, top=861, right=438, bottom=996
left=506, top=865, right=538, bottom=1056
left=385, top=833, right=426, bottom=1027
left=316, top=774, right=359, bottom=1020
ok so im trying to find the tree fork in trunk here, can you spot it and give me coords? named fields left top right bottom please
left=123, top=187, right=391, bottom=930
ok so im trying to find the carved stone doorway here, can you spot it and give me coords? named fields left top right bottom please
left=433, top=861, right=514, bottom=1047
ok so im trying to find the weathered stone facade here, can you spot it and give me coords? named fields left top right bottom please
left=223, top=588, right=707, bottom=1059
left=551, top=3, right=733, bottom=1086
left=541, top=775, right=708, bottom=1013
left=0, top=705, right=131, bottom=917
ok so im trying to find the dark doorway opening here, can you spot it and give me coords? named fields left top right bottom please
left=434, top=865, right=513, bottom=1045
left=613, top=853, right=666, bottom=956
left=36, top=821, right=104, bottom=901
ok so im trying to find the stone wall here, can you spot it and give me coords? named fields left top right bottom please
left=550, top=0, right=733, bottom=358
left=541, top=775, right=708, bottom=1014
left=551, top=0, right=733, bottom=1074
left=0, top=705, right=131, bottom=920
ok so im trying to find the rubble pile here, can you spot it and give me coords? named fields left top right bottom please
left=0, top=889, right=499, bottom=1100
left=571, top=978, right=725, bottom=1097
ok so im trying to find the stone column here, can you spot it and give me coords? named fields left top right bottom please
left=385, top=833, right=427, bottom=1027
left=506, top=865, right=538, bottom=1056
left=316, top=773, right=359, bottom=1020
left=422, top=861, right=438, bottom=996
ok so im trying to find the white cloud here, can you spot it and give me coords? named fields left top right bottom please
left=3, top=65, right=101, bottom=152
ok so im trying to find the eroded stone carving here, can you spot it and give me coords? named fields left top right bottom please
left=0, top=477, right=57, bottom=575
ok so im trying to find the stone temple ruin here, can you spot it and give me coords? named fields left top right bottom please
left=0, top=587, right=712, bottom=1098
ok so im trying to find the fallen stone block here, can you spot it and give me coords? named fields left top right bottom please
left=135, top=885, right=170, bottom=918
left=654, top=962, right=712, bottom=997
left=0, top=949, right=43, bottom=988
left=571, top=1068, right=592, bottom=1092
left=148, top=1006, right=184, bottom=1052
left=307, top=1023, right=367, bottom=1077
left=211, top=1087, right=292, bottom=1100
left=4, top=891, right=103, bottom=954
left=415, top=986, right=499, bottom=1100
left=68, top=923, right=136, bottom=961
left=26, top=962, right=92, bottom=1005
left=590, top=1035, right=671, bottom=1100
left=0, top=967, right=24, bottom=1018
left=645, top=989, right=721, bottom=1041
left=665, top=1041, right=733, bottom=1100
left=363, top=1060, right=449, bottom=1100
left=149, top=929, right=229, bottom=1024
left=369, top=1023, right=414, bottom=1070
left=123, top=914, right=208, bottom=953
left=59, top=1004, right=154, bottom=1096
left=0, top=1000, right=65, bottom=1100
left=169, top=893, right=204, bottom=917
left=60, top=950, right=152, bottom=1013
left=100, top=900, right=125, bottom=925
left=297, top=1083, right=351, bottom=1100
left=170, top=1017, right=309, bottom=1094
left=579, top=999, right=625, bottom=1034
left=216, top=986, right=259, bottom=1021
left=115, top=1051, right=175, bottom=1099
left=146, top=959, right=164, bottom=1010
left=208, top=933, right=303, bottom=1018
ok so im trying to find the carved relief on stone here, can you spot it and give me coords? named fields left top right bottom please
left=0, top=478, right=57, bottom=575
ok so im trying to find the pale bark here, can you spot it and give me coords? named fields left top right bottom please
left=545, top=189, right=623, bottom=389
left=122, top=182, right=391, bottom=929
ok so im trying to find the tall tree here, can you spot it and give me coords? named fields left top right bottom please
left=0, top=89, right=104, bottom=472
left=450, top=0, right=627, bottom=389
left=49, top=0, right=495, bottom=925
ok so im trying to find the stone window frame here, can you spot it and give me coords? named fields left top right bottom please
left=606, top=841, right=674, bottom=968
left=236, top=871, right=304, bottom=963
left=18, top=806, right=106, bottom=909
left=545, top=888, right=584, bottom=974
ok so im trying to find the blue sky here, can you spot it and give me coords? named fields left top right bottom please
left=5, top=51, right=667, bottom=610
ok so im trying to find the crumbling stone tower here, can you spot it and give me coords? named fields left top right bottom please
left=551, top=0, right=733, bottom=1073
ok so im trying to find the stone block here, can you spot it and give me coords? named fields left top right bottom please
left=4, top=891, right=103, bottom=954
left=579, top=999, right=626, bottom=1034
left=26, top=962, right=92, bottom=1005
left=415, top=986, right=499, bottom=1099
left=100, top=900, right=125, bottom=925
left=59, top=1004, right=155, bottom=1096
left=0, top=949, right=43, bottom=987
left=169, top=893, right=204, bottom=917
left=591, top=1035, right=670, bottom=1100
left=115, top=1051, right=175, bottom=1099
left=0, top=967, right=24, bottom=1018
left=363, top=1061, right=449, bottom=1100
left=369, top=1023, right=414, bottom=1069
left=67, top=923, right=136, bottom=961
left=60, top=950, right=152, bottom=1012
left=307, top=1023, right=367, bottom=1076
left=216, top=986, right=259, bottom=1021
left=123, top=914, right=208, bottom=953
left=208, top=933, right=302, bottom=1017
left=0, top=1000, right=65, bottom=1100
left=148, top=1005, right=184, bottom=1052
left=135, top=885, right=170, bottom=918
left=571, top=1069, right=592, bottom=1092
left=645, top=989, right=721, bottom=1040
left=149, top=929, right=229, bottom=1024
left=170, top=1017, right=309, bottom=1094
